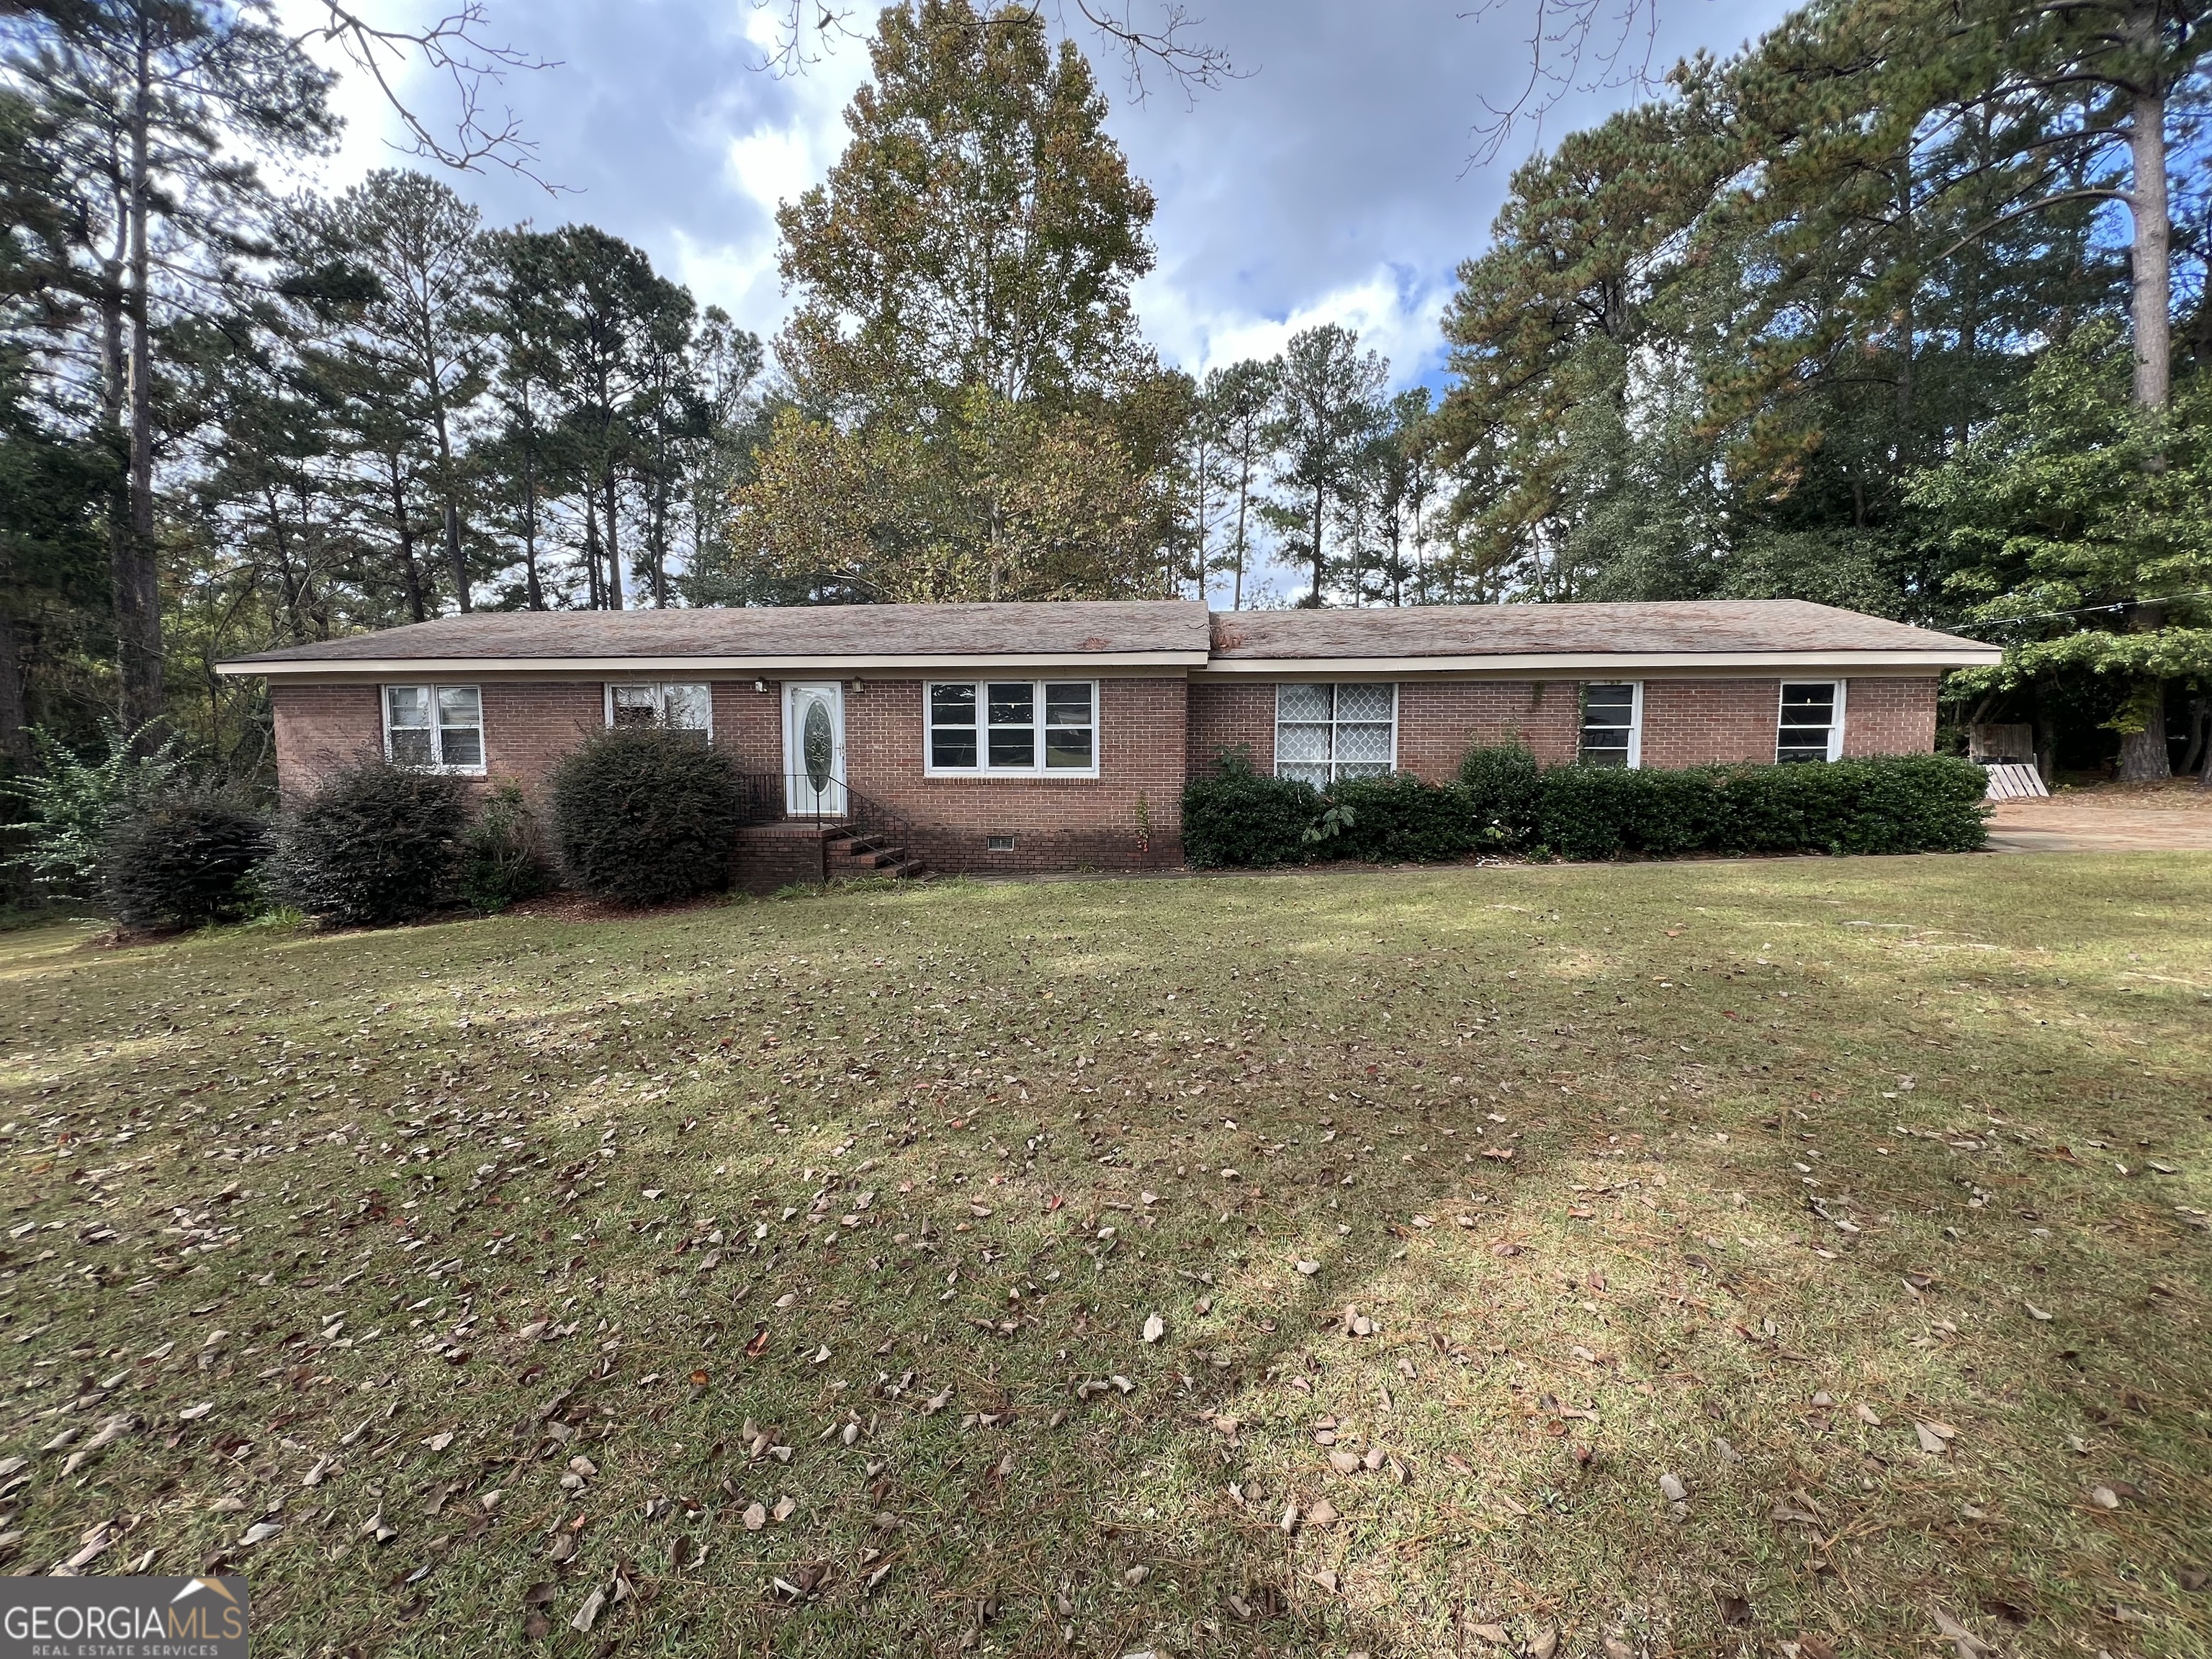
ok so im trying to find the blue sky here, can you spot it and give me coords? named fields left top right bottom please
left=289, top=0, right=1797, bottom=395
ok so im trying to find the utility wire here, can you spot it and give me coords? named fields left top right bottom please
left=1952, top=588, right=2212, bottom=631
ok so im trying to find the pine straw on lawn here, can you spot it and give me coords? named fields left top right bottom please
left=1, top=854, right=2208, bottom=1659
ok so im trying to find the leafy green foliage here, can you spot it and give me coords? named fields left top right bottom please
left=1179, top=749, right=1320, bottom=869
left=269, top=760, right=466, bottom=927
left=1915, top=324, right=2212, bottom=770
left=1460, top=744, right=1545, bottom=845
left=549, top=727, right=741, bottom=905
left=0, top=723, right=191, bottom=902
left=459, top=781, right=550, bottom=914
left=1527, top=755, right=1990, bottom=859
left=1192, top=747, right=1987, bottom=868
left=104, top=788, right=268, bottom=930
left=1321, top=774, right=1481, bottom=863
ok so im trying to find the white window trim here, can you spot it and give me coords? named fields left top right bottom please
left=1272, top=683, right=1401, bottom=783
left=1578, top=680, right=1644, bottom=770
left=1777, top=679, right=1847, bottom=763
left=923, top=678, right=1101, bottom=778
left=603, top=680, right=714, bottom=738
left=382, top=683, right=487, bottom=775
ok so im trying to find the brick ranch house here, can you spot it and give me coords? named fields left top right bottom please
left=217, top=598, right=1999, bottom=886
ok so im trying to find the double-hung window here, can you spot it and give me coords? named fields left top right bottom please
left=1274, top=684, right=1396, bottom=786
left=1578, top=683, right=1641, bottom=768
left=607, top=682, right=711, bottom=736
left=926, top=680, right=1097, bottom=775
left=1777, top=681, right=1844, bottom=763
left=385, top=685, right=485, bottom=773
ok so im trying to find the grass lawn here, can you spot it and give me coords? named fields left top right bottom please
left=1, top=854, right=2208, bottom=1659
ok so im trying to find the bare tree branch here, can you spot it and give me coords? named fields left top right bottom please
left=1460, top=0, right=1665, bottom=166
left=299, top=2, right=570, bottom=192
left=746, top=0, right=1238, bottom=104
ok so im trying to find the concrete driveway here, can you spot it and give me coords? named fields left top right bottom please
left=1986, top=783, right=2212, bottom=853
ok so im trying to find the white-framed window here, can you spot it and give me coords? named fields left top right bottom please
left=1777, top=680, right=1845, bottom=763
left=385, top=684, right=485, bottom=773
left=606, top=681, right=711, bottom=736
left=925, top=680, right=1098, bottom=775
left=1578, top=682, right=1642, bottom=768
left=1274, top=683, right=1396, bottom=786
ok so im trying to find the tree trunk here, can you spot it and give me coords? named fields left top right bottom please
left=116, top=14, right=163, bottom=734
left=2124, top=10, right=2171, bottom=411
left=1231, top=447, right=1250, bottom=611
left=2116, top=680, right=2170, bottom=781
left=584, top=493, right=604, bottom=610
left=603, top=475, right=624, bottom=610
left=433, top=405, right=470, bottom=611
left=392, top=464, right=426, bottom=624
left=1309, top=483, right=1326, bottom=606
left=521, top=445, right=544, bottom=611
left=0, top=603, right=29, bottom=765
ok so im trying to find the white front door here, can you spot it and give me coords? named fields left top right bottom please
left=783, top=681, right=847, bottom=817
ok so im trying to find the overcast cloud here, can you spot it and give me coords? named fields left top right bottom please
left=292, top=0, right=1794, bottom=394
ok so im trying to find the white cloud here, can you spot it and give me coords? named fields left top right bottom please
left=1138, top=261, right=1451, bottom=389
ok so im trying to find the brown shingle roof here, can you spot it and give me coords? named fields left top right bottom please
left=217, top=596, right=1997, bottom=673
left=1205, top=600, right=1989, bottom=660
left=222, top=600, right=1213, bottom=665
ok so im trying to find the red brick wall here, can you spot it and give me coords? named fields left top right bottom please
left=1841, top=677, right=1938, bottom=757
left=1186, top=675, right=1936, bottom=781
left=838, top=677, right=1185, bottom=873
left=478, top=683, right=605, bottom=797
left=270, top=684, right=382, bottom=801
left=269, top=668, right=1942, bottom=873
left=1190, top=678, right=1583, bottom=779
left=1637, top=680, right=1784, bottom=770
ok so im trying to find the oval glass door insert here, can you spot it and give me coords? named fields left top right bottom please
left=802, top=698, right=834, bottom=792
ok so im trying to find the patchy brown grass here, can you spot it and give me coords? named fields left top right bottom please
left=1, top=853, right=2208, bottom=1658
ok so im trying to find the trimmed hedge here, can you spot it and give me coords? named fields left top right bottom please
left=550, top=726, right=742, bottom=904
left=104, top=788, right=269, bottom=929
left=1321, top=774, right=1481, bottom=863
left=269, top=760, right=466, bottom=925
left=1184, top=747, right=1988, bottom=869
left=1181, top=750, right=1320, bottom=869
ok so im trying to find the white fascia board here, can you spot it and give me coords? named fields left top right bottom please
left=1193, top=649, right=2000, bottom=676
left=218, top=650, right=1211, bottom=679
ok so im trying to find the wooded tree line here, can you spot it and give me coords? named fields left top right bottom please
left=2, top=0, right=2208, bottom=784
left=1434, top=0, right=2212, bottom=778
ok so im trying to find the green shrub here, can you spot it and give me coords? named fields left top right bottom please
left=1459, top=744, right=1542, bottom=846
left=550, top=726, right=742, bottom=904
left=1530, top=763, right=1640, bottom=860
left=1716, top=754, right=1987, bottom=854
left=459, top=781, right=551, bottom=914
left=1519, top=752, right=1987, bottom=860
left=1181, top=748, right=1320, bottom=869
left=269, top=760, right=466, bottom=926
left=0, top=721, right=189, bottom=902
left=1323, top=774, right=1479, bottom=863
left=104, top=787, right=269, bottom=929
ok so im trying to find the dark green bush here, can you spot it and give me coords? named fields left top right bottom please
left=1322, top=774, right=1480, bottom=863
left=1524, top=752, right=1987, bottom=860
left=550, top=726, right=742, bottom=904
left=1529, top=763, right=1640, bottom=860
left=1181, top=748, right=1321, bottom=869
left=270, top=760, right=466, bottom=926
left=1714, top=754, right=1987, bottom=854
left=104, top=787, right=268, bottom=929
left=459, top=781, right=551, bottom=914
left=1459, top=743, right=1542, bottom=845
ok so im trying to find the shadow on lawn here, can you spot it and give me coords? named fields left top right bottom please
left=0, top=860, right=2206, bottom=1659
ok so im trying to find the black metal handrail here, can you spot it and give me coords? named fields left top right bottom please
left=740, top=770, right=922, bottom=882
